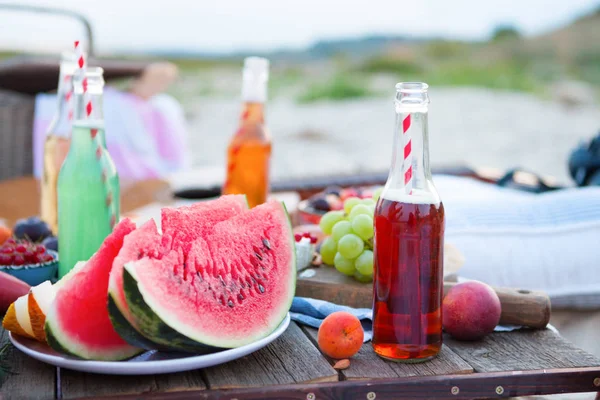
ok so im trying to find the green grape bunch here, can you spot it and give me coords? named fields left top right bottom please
left=317, top=188, right=382, bottom=283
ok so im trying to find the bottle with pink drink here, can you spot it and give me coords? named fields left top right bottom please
left=372, top=82, right=445, bottom=363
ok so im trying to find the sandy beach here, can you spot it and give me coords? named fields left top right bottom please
left=185, top=87, right=599, bottom=185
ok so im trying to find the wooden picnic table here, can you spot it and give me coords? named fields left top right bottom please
left=2, top=323, right=600, bottom=399
left=1, top=172, right=599, bottom=399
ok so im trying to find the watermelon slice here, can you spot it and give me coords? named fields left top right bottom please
left=124, top=200, right=295, bottom=352
left=107, top=195, right=249, bottom=349
left=45, top=219, right=142, bottom=360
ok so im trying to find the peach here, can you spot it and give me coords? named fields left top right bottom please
left=442, top=281, right=501, bottom=341
left=318, top=311, right=364, bottom=359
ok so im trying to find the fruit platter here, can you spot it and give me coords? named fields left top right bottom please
left=2, top=196, right=296, bottom=374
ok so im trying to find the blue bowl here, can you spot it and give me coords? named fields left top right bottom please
left=0, top=250, right=58, bottom=286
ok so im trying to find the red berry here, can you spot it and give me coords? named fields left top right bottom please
left=302, top=232, right=311, bottom=238
left=294, top=234, right=302, bottom=242
left=34, top=245, right=46, bottom=254
left=0, top=254, right=12, bottom=265
left=13, top=255, right=25, bottom=266
left=15, top=244, right=27, bottom=253
left=5, top=238, right=16, bottom=245
left=0, top=246, right=14, bottom=254
left=310, top=236, right=318, bottom=244
left=42, top=254, right=55, bottom=263
left=26, top=250, right=42, bottom=263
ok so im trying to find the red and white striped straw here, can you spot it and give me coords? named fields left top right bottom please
left=74, top=41, right=94, bottom=119
left=402, top=114, right=413, bottom=195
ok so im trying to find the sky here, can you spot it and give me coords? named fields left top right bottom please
left=0, top=0, right=598, bottom=55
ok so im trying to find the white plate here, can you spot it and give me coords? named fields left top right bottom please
left=10, top=313, right=290, bottom=375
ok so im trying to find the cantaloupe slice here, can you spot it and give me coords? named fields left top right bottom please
left=2, top=301, right=34, bottom=339
left=14, top=294, right=34, bottom=337
left=28, top=281, right=56, bottom=342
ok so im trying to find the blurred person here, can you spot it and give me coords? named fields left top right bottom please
left=32, top=62, right=190, bottom=183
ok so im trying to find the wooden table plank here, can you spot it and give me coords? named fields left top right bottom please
left=301, top=327, right=473, bottom=380
left=445, top=329, right=600, bottom=372
left=59, top=369, right=206, bottom=399
left=0, top=328, right=56, bottom=400
left=202, top=322, right=337, bottom=389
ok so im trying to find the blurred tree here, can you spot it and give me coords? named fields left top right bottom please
left=491, top=25, right=522, bottom=41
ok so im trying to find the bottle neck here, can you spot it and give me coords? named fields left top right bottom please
left=384, top=83, right=438, bottom=202
left=47, top=69, right=75, bottom=137
left=240, top=102, right=265, bottom=124
left=72, top=90, right=107, bottom=149
left=73, top=90, right=104, bottom=122
left=241, top=73, right=268, bottom=103
left=69, top=123, right=105, bottom=157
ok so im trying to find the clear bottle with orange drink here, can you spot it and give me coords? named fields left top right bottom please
left=222, top=57, right=272, bottom=208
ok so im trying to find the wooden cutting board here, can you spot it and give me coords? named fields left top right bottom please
left=295, top=266, right=551, bottom=329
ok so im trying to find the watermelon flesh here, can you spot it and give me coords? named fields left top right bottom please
left=46, top=219, right=142, bottom=360
left=107, top=195, right=249, bottom=349
left=125, top=200, right=295, bottom=350
left=161, top=194, right=249, bottom=254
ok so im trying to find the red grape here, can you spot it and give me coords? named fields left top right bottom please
left=302, top=232, right=311, bottom=238
left=310, top=236, right=318, bottom=244
left=0, top=253, right=12, bottom=265
left=0, top=246, right=14, bottom=254
left=294, top=234, right=302, bottom=242
left=15, top=244, right=27, bottom=253
left=41, top=254, right=55, bottom=263
left=34, top=245, right=46, bottom=254
left=5, top=238, right=16, bottom=245
left=12, top=255, right=25, bottom=266
left=24, top=250, right=38, bottom=263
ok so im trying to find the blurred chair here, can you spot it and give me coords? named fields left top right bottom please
left=0, top=89, right=35, bottom=180
left=0, top=3, right=147, bottom=180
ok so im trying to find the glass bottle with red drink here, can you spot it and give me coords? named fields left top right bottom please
left=372, top=82, right=445, bottom=363
left=222, top=57, right=272, bottom=208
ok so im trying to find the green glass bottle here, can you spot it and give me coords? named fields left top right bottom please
left=57, top=67, right=119, bottom=278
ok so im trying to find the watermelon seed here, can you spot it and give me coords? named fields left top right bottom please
left=227, top=299, right=234, bottom=308
left=219, top=296, right=225, bottom=306
left=219, top=275, right=226, bottom=287
left=196, top=272, right=203, bottom=282
left=237, top=292, right=245, bottom=303
left=255, top=252, right=263, bottom=261
left=258, top=284, right=265, bottom=294
left=262, top=238, right=271, bottom=250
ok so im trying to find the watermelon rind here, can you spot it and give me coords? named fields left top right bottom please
left=107, top=294, right=170, bottom=350
left=45, top=319, right=142, bottom=361
left=123, top=264, right=222, bottom=354
left=124, top=201, right=296, bottom=352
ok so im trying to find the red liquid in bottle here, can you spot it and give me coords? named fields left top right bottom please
left=372, top=196, right=445, bottom=362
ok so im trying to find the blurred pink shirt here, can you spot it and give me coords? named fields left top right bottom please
left=33, top=87, right=190, bottom=180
